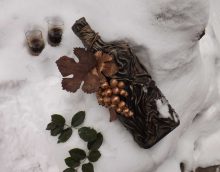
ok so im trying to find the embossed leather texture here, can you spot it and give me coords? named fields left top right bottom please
left=72, top=17, right=180, bottom=149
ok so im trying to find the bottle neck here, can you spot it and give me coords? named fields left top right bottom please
left=72, top=17, right=105, bottom=52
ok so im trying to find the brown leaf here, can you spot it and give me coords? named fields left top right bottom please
left=62, top=78, right=81, bottom=93
left=95, top=51, right=113, bottom=62
left=95, top=51, right=118, bottom=78
left=56, top=56, right=79, bottom=77
left=102, top=62, right=118, bottom=77
left=56, top=48, right=98, bottom=93
left=109, top=108, right=118, bottom=122
left=82, top=73, right=100, bottom=93
left=91, top=67, right=106, bottom=83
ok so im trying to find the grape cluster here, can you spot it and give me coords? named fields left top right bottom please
left=97, top=79, right=134, bottom=117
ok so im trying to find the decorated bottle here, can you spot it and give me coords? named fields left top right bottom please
left=72, top=17, right=180, bottom=149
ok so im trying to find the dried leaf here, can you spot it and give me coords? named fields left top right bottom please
left=102, top=62, right=118, bottom=77
left=56, top=48, right=99, bottom=93
left=95, top=51, right=113, bottom=62
left=62, top=78, right=81, bottom=93
left=91, top=68, right=106, bottom=83
left=109, top=108, right=117, bottom=122
left=95, top=51, right=118, bottom=78
left=82, top=72, right=100, bottom=93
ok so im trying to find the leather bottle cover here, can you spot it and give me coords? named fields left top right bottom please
left=72, top=17, right=180, bottom=149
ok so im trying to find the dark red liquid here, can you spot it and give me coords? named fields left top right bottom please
left=48, top=28, right=63, bottom=46
left=28, top=39, right=45, bottom=56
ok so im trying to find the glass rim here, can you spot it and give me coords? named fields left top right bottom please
left=47, top=19, right=64, bottom=26
left=25, top=29, right=43, bottom=37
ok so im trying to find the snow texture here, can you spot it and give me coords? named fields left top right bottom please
left=1, top=0, right=220, bottom=171
left=156, top=99, right=172, bottom=119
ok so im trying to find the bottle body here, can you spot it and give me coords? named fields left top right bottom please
left=72, top=17, right=180, bottom=148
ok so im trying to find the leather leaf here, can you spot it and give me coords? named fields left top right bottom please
left=82, top=72, right=100, bottom=93
left=95, top=51, right=118, bottom=77
left=56, top=48, right=99, bottom=93
left=109, top=108, right=118, bottom=122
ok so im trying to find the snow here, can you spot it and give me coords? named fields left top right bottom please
left=156, top=99, right=171, bottom=119
left=1, top=0, right=220, bottom=172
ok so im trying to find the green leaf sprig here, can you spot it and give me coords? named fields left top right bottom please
left=46, top=111, right=103, bottom=172
left=46, top=111, right=85, bottom=143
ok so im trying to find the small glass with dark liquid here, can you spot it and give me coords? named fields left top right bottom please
left=25, top=30, right=45, bottom=56
left=47, top=19, right=64, bottom=46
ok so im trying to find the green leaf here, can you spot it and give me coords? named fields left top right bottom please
left=78, top=127, right=97, bottom=142
left=69, top=148, right=86, bottom=161
left=51, top=127, right=63, bottom=136
left=63, top=168, right=76, bottom=172
left=46, top=122, right=56, bottom=130
left=65, top=157, right=80, bottom=168
left=58, top=128, right=72, bottom=143
left=51, top=114, right=65, bottom=127
left=87, top=133, right=103, bottom=150
left=82, top=163, right=94, bottom=172
left=88, top=150, right=101, bottom=162
left=71, top=111, right=86, bottom=127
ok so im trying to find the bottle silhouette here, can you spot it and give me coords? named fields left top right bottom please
left=72, top=17, right=180, bottom=149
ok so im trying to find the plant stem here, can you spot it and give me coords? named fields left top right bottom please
left=65, top=124, right=71, bottom=128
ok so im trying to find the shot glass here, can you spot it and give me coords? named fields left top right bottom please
left=25, top=30, right=45, bottom=56
left=47, top=19, right=64, bottom=46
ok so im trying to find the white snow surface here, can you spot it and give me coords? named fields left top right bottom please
left=1, top=0, right=220, bottom=171
left=156, top=99, right=172, bottom=119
